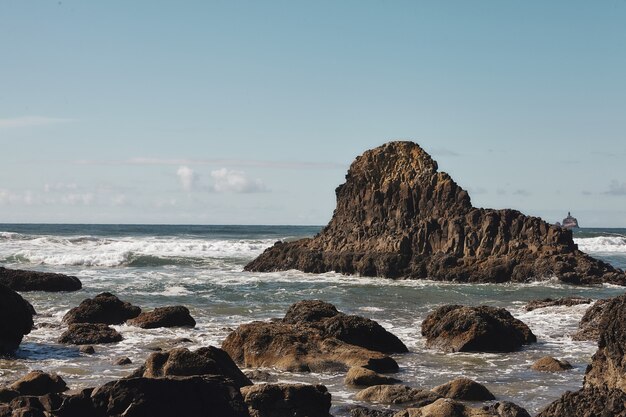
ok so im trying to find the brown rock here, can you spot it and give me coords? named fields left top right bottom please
left=483, top=402, right=531, bottom=417
left=348, top=406, right=396, bottom=417
left=0, top=284, right=34, bottom=355
left=126, top=306, right=196, bottom=329
left=431, top=377, right=495, bottom=401
left=0, top=388, right=19, bottom=403
left=115, top=357, right=132, bottom=365
left=421, top=305, right=536, bottom=353
left=0, top=266, right=82, bottom=292
left=345, top=367, right=401, bottom=387
left=354, top=385, right=440, bottom=407
left=9, top=371, right=67, bottom=396
left=244, top=370, right=277, bottom=383
left=536, top=386, right=626, bottom=417
left=531, top=356, right=573, bottom=372
left=392, top=399, right=530, bottom=417
left=571, top=298, right=611, bottom=341
left=63, top=292, right=141, bottom=325
left=79, top=345, right=95, bottom=354
left=524, top=296, right=592, bottom=311
left=58, top=323, right=122, bottom=345
left=245, top=141, right=626, bottom=285
left=240, top=383, right=331, bottom=417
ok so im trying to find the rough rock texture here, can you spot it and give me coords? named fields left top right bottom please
left=246, top=142, right=626, bottom=285
left=131, top=347, right=252, bottom=389
left=9, top=371, right=67, bottom=396
left=530, top=356, right=573, bottom=372
left=392, top=398, right=531, bottom=417
left=354, top=385, right=441, bottom=407
left=126, top=306, right=196, bottom=329
left=571, top=298, right=611, bottom=341
left=483, top=402, right=531, bottom=417
left=421, top=305, right=536, bottom=353
left=431, top=378, right=495, bottom=401
left=62, top=292, right=141, bottom=325
left=240, top=383, right=331, bottom=417
left=58, top=323, right=122, bottom=345
left=0, top=267, right=82, bottom=292
left=348, top=406, right=396, bottom=417
left=524, top=296, right=591, bottom=311
left=0, top=283, right=34, bottom=355
left=536, top=386, right=626, bottom=417
left=114, top=357, right=132, bottom=365
left=345, top=367, right=401, bottom=387
left=244, top=370, right=277, bottom=383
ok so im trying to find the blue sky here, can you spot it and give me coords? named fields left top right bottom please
left=1, top=1, right=625, bottom=226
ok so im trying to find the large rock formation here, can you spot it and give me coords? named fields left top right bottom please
left=0, top=267, right=82, bottom=292
left=63, top=292, right=141, bottom=325
left=240, top=384, right=332, bottom=417
left=127, top=306, right=196, bottom=329
left=0, top=283, right=34, bottom=355
left=246, top=141, right=625, bottom=285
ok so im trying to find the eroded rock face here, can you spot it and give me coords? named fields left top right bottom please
left=9, top=371, right=67, bottom=396
left=126, top=306, right=196, bottom=329
left=421, top=305, right=536, bottom=353
left=0, top=267, right=82, bottom=292
left=431, top=378, right=495, bottom=401
left=0, top=284, right=34, bottom=355
left=246, top=142, right=625, bottom=285
left=392, top=399, right=531, bottom=417
left=354, top=385, right=441, bottom=407
left=240, top=383, right=331, bottom=417
left=63, top=292, right=141, bottom=325
left=571, top=298, right=611, bottom=341
left=58, top=323, right=122, bottom=345
left=536, top=386, right=626, bottom=417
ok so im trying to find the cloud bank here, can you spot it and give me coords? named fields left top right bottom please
left=210, top=168, right=267, bottom=193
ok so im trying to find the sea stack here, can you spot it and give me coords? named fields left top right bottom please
left=246, top=141, right=625, bottom=285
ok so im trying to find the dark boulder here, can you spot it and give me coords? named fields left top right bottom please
left=126, top=306, right=196, bottom=329
left=348, top=406, right=396, bottom=417
left=484, top=401, right=531, bottom=417
left=0, top=267, right=82, bottom=292
left=421, top=305, right=536, bottom=353
left=240, top=383, right=331, bottom=417
left=572, top=298, right=611, bottom=341
left=0, top=283, right=34, bottom=355
left=524, top=296, right=591, bottom=311
left=9, top=371, right=67, bottom=396
left=345, top=367, right=401, bottom=387
left=431, top=377, right=495, bottom=401
left=536, top=386, right=626, bottom=417
left=283, top=300, right=340, bottom=324
left=114, top=357, right=132, bottom=366
left=58, top=323, right=122, bottom=345
left=531, top=356, right=573, bottom=372
left=62, top=292, right=141, bottom=325
left=354, top=385, right=441, bottom=407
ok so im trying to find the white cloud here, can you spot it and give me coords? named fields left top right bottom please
left=60, top=193, right=95, bottom=206
left=210, top=168, right=267, bottom=193
left=177, top=166, right=197, bottom=192
left=606, top=180, right=626, bottom=196
left=44, top=182, right=78, bottom=192
left=0, top=116, right=73, bottom=128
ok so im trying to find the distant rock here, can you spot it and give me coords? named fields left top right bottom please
left=345, top=366, right=401, bottom=387
left=0, top=266, right=82, bottom=292
left=571, top=298, right=611, bottom=341
left=431, top=377, right=495, bottom=401
left=63, top=292, right=141, bottom=325
left=246, top=141, right=626, bottom=285
left=9, top=371, right=67, bottom=396
left=58, top=323, right=122, bottom=345
left=354, top=385, right=441, bottom=407
left=240, top=383, right=332, bottom=417
left=421, top=305, right=536, bottom=353
left=0, top=283, right=34, bottom=355
left=524, top=296, right=592, bottom=311
left=127, top=306, right=196, bottom=329
left=79, top=345, right=95, bottom=354
left=531, top=356, right=573, bottom=372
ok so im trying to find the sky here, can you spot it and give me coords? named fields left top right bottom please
left=1, top=1, right=625, bottom=226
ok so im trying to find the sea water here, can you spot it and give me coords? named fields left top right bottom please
left=1, top=224, right=625, bottom=415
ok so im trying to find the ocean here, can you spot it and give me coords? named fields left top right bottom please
left=1, top=224, right=625, bottom=415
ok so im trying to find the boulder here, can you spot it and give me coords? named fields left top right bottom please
left=126, top=306, right=196, bottom=329
left=572, top=298, right=611, bottom=341
left=9, top=371, right=67, bottom=396
left=421, top=305, right=536, bottom=353
left=245, top=141, right=626, bottom=285
left=345, top=367, right=401, bottom=387
left=392, top=399, right=530, bottom=417
left=536, top=386, right=626, bottom=417
left=240, top=383, right=331, bottom=417
left=348, top=406, right=396, bottom=417
left=0, top=267, right=82, bottom=292
left=0, top=283, right=34, bottom=355
left=131, top=347, right=252, bottom=389
left=114, top=357, right=132, bottom=366
left=431, top=377, right=495, bottom=401
left=244, top=370, right=277, bottom=383
left=283, top=300, right=340, bottom=324
left=483, top=402, right=531, bottom=417
left=62, top=292, right=141, bottom=325
left=58, top=323, right=122, bottom=345
left=79, top=345, right=95, bottom=354
left=524, top=297, right=591, bottom=311
left=531, top=356, right=573, bottom=372
left=354, top=385, right=440, bottom=407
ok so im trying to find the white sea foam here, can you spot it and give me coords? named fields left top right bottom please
left=575, top=236, right=626, bottom=253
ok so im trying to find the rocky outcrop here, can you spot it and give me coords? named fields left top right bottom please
left=531, top=356, right=573, bottom=372
left=393, top=398, right=531, bottom=417
left=0, top=283, right=34, bottom=355
left=240, top=384, right=331, bottom=417
left=0, top=267, right=82, bottom=292
left=58, top=323, right=122, bottom=345
left=131, top=347, right=252, bottom=389
left=246, top=142, right=625, bottom=285
left=345, top=366, right=401, bottom=387
left=421, top=305, right=536, bottom=353
left=524, top=296, right=591, bottom=311
left=536, top=386, right=626, bottom=417
left=571, top=298, right=611, bottom=341
left=63, top=292, right=141, bottom=325
left=354, top=385, right=441, bottom=407
left=431, top=378, right=495, bottom=401
left=8, top=371, right=67, bottom=396
left=126, top=306, right=196, bottom=329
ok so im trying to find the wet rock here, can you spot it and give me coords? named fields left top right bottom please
left=421, top=305, right=536, bottom=353
left=79, top=345, right=95, bottom=354
left=62, top=292, right=141, bottom=325
left=131, top=346, right=252, bottom=389
left=431, top=377, right=495, bottom=401
left=348, top=406, right=396, bottom=417
left=283, top=300, right=340, bottom=324
left=9, top=371, right=67, bottom=396
left=126, top=306, right=196, bottom=329
left=524, top=296, right=592, bottom=311
left=572, top=298, right=611, bottom=341
left=0, top=283, right=34, bottom=355
left=531, top=356, right=573, bottom=372
left=536, top=386, right=626, bottom=417
left=345, top=367, right=401, bottom=387
left=115, top=357, right=132, bottom=366
left=245, top=141, right=626, bottom=286
left=244, top=370, right=277, bottom=383
left=240, top=383, right=331, bottom=417
left=58, top=323, right=123, bottom=345
left=354, top=385, right=441, bottom=407
left=0, top=267, right=82, bottom=292
left=0, top=388, right=19, bottom=403
left=391, top=398, right=529, bottom=417
left=484, top=401, right=531, bottom=417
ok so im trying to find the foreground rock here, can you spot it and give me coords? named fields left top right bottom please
left=421, top=305, right=536, bottom=352
left=0, top=266, right=82, bottom=292
left=536, top=386, right=626, bottom=417
left=431, top=377, right=495, bottom=401
left=345, top=366, right=401, bottom=387
left=245, top=141, right=626, bottom=285
left=63, top=292, right=141, bottom=325
left=0, top=283, right=34, bottom=355
left=127, top=305, right=196, bottom=328
left=8, top=371, right=67, bottom=396
left=241, top=383, right=331, bottom=417
left=531, top=356, right=573, bottom=372
left=58, top=323, right=122, bottom=345
left=393, top=398, right=531, bottom=417
left=571, top=298, right=611, bottom=341
left=131, top=347, right=252, bottom=388
left=524, top=296, right=591, bottom=311
left=355, top=385, right=441, bottom=407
